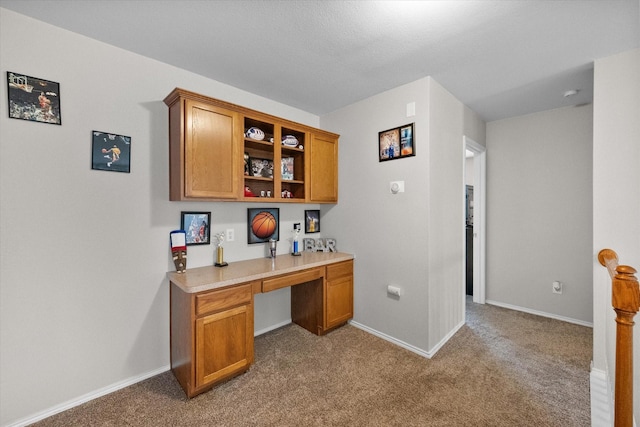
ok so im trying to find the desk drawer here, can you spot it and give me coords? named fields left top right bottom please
left=262, top=268, right=322, bottom=293
left=327, top=260, right=353, bottom=281
left=196, top=283, right=252, bottom=316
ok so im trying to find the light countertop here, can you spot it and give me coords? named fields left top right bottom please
left=168, top=251, right=354, bottom=293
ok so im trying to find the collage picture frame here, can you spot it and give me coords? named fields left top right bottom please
left=378, top=123, right=415, bottom=162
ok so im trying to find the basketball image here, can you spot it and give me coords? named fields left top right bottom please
left=251, top=211, right=277, bottom=239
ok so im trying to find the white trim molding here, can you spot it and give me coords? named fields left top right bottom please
left=485, top=299, right=593, bottom=328
left=255, top=319, right=293, bottom=336
left=349, top=319, right=465, bottom=359
left=464, top=136, right=486, bottom=305
left=7, top=365, right=170, bottom=427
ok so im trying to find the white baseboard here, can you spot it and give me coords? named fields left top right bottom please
left=348, top=320, right=463, bottom=359
left=485, top=299, right=593, bottom=327
left=9, top=313, right=592, bottom=427
left=7, top=365, right=170, bottom=427
left=254, top=319, right=292, bottom=336
left=349, top=321, right=432, bottom=358
left=8, top=317, right=299, bottom=427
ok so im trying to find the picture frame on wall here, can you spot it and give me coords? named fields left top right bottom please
left=248, top=208, right=279, bottom=244
left=249, top=158, right=274, bottom=178
left=91, top=131, right=131, bottom=173
left=305, top=210, right=320, bottom=233
left=281, top=157, right=294, bottom=180
left=181, top=211, right=211, bottom=245
left=379, top=123, right=415, bottom=161
left=7, top=71, right=61, bottom=125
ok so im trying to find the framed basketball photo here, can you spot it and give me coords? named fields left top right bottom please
left=247, top=208, right=279, bottom=244
left=181, top=211, right=211, bottom=245
left=305, top=210, right=320, bottom=233
left=91, top=130, right=131, bottom=173
left=7, top=71, right=61, bottom=125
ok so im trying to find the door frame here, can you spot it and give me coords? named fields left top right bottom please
left=464, top=136, right=486, bottom=304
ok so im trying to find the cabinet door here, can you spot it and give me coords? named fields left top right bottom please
left=326, top=275, right=353, bottom=329
left=308, top=133, right=338, bottom=203
left=184, top=100, right=239, bottom=199
left=195, top=304, right=252, bottom=388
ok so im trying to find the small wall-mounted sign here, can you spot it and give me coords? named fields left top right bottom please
left=303, top=238, right=337, bottom=253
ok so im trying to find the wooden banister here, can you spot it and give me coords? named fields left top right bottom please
left=598, top=248, right=640, bottom=427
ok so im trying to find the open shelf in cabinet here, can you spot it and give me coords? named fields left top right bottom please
left=243, top=117, right=275, bottom=199
left=241, top=119, right=308, bottom=202
left=279, top=127, right=306, bottom=202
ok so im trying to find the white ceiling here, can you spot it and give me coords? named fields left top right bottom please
left=1, top=0, right=638, bottom=121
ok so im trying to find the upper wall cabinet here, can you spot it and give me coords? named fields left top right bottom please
left=164, top=88, right=339, bottom=203
left=309, top=132, right=339, bottom=203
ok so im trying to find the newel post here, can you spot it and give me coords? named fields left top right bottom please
left=599, top=249, right=640, bottom=427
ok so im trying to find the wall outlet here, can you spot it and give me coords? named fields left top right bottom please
left=552, top=281, right=562, bottom=294
left=387, top=285, right=402, bottom=297
left=226, top=228, right=234, bottom=242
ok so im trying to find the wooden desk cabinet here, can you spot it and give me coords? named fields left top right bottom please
left=168, top=253, right=354, bottom=398
left=326, top=260, right=354, bottom=329
left=171, top=282, right=255, bottom=398
left=291, top=260, right=353, bottom=335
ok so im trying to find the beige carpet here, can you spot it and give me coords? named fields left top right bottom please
left=32, top=300, right=592, bottom=426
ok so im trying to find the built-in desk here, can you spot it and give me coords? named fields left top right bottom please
left=168, top=252, right=354, bottom=398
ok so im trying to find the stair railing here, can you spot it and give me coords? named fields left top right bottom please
left=598, top=248, right=640, bottom=427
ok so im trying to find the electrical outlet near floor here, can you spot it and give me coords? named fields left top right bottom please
left=552, top=281, right=562, bottom=294
left=226, top=229, right=234, bottom=242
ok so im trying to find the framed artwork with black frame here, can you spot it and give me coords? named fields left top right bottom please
left=91, top=131, right=131, bottom=173
left=181, top=211, right=211, bottom=245
left=249, top=158, right=274, bottom=178
left=379, top=123, right=415, bottom=161
left=7, top=71, right=61, bottom=125
left=305, top=210, right=320, bottom=233
left=248, top=208, right=279, bottom=244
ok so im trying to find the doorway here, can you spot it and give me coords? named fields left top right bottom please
left=463, top=137, right=486, bottom=304
left=465, top=184, right=474, bottom=296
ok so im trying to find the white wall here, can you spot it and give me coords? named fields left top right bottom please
left=465, top=157, right=474, bottom=186
left=320, top=76, right=466, bottom=355
left=592, top=48, right=640, bottom=422
left=425, top=80, right=466, bottom=350
left=485, top=104, right=594, bottom=324
left=0, top=9, right=324, bottom=426
left=320, top=78, right=431, bottom=351
left=464, top=105, right=486, bottom=147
